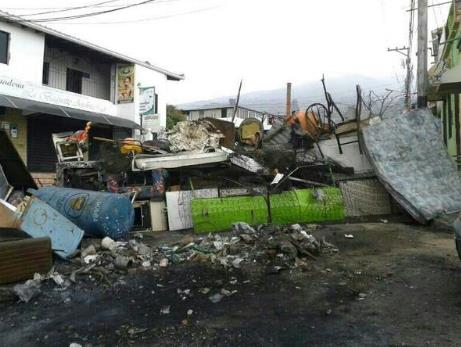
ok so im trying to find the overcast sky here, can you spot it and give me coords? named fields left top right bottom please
left=2, top=0, right=450, bottom=104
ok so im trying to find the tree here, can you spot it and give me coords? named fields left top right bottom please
left=361, top=89, right=405, bottom=120
left=166, top=105, right=186, bottom=129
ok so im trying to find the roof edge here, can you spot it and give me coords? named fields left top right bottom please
left=0, top=11, right=184, bottom=81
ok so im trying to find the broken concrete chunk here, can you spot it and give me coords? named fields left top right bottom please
left=13, top=279, right=41, bottom=303
left=209, top=293, right=224, bottom=303
left=101, top=237, right=117, bottom=252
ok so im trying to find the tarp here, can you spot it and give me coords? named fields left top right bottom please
left=362, top=108, right=461, bottom=223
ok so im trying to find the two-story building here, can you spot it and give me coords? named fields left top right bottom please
left=0, top=10, right=183, bottom=181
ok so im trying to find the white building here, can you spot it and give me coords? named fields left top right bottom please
left=181, top=104, right=276, bottom=131
left=0, top=11, right=183, bottom=179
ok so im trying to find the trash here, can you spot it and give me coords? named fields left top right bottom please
left=13, top=277, right=42, bottom=303
left=17, top=197, right=84, bottom=258
left=81, top=244, right=97, bottom=258
left=83, top=255, right=98, bottom=264
left=380, top=219, right=388, bottom=224
left=69, top=343, right=82, bottom=347
left=28, top=187, right=135, bottom=239
left=160, top=305, right=170, bottom=315
left=344, top=234, right=354, bottom=239
left=209, top=293, right=224, bottom=303
left=159, top=258, right=169, bottom=267
left=101, top=237, right=117, bottom=252
left=187, top=309, right=193, bottom=316
left=51, top=273, right=65, bottom=286
left=232, top=222, right=256, bottom=234
left=167, top=120, right=225, bottom=152
left=114, top=255, right=132, bottom=270
left=0, top=236, right=52, bottom=284
left=199, top=288, right=211, bottom=294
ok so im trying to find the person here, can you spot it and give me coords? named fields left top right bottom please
left=120, top=76, right=133, bottom=100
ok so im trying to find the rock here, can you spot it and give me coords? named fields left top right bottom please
left=114, top=255, right=132, bottom=270
left=81, top=245, right=97, bottom=258
left=278, top=240, right=298, bottom=259
left=101, top=237, right=116, bottom=251
left=160, top=305, right=170, bottom=314
left=13, top=279, right=41, bottom=303
left=209, top=293, right=224, bottom=303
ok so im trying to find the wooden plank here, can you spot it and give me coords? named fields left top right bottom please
left=0, top=237, right=52, bottom=284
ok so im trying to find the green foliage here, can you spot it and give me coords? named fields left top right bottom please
left=166, top=105, right=186, bottom=129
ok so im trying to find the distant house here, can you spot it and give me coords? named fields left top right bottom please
left=179, top=104, right=277, bottom=130
left=429, top=1, right=461, bottom=164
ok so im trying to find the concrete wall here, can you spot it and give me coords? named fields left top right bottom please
left=0, top=21, right=45, bottom=83
left=44, top=45, right=111, bottom=100
left=0, top=108, right=28, bottom=163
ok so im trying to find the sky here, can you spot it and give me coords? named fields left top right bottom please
left=0, top=0, right=451, bottom=104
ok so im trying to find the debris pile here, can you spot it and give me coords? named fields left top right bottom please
left=157, top=223, right=338, bottom=272
left=167, top=120, right=225, bottom=152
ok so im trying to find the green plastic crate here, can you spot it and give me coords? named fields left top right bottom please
left=270, top=188, right=344, bottom=224
left=192, top=195, right=268, bottom=233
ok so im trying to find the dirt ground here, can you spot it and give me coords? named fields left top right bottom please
left=1, top=222, right=461, bottom=347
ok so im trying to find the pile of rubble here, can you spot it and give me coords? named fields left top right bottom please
left=8, top=222, right=338, bottom=303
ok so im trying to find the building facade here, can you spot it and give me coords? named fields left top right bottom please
left=0, top=11, right=183, bottom=179
left=181, top=104, right=275, bottom=130
left=429, top=1, right=461, bottom=165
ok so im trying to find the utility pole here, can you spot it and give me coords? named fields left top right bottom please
left=417, top=0, right=428, bottom=108
left=286, top=82, right=292, bottom=118
left=231, top=79, right=243, bottom=123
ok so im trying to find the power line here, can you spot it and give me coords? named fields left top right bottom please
left=18, top=0, right=123, bottom=17
left=4, top=0, right=157, bottom=23
left=2, top=0, right=179, bottom=11
left=51, top=6, right=219, bottom=24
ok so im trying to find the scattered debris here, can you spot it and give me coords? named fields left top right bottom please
left=160, top=305, right=170, bottom=315
left=13, top=274, right=42, bottom=303
left=344, top=234, right=354, bottom=239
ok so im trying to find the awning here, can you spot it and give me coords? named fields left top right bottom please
left=0, top=94, right=141, bottom=129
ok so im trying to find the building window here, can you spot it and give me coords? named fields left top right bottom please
left=155, top=93, right=158, bottom=114
left=42, top=62, right=50, bottom=85
left=0, top=31, right=10, bottom=64
left=199, top=110, right=204, bottom=117
left=66, top=68, right=84, bottom=94
left=221, top=108, right=227, bottom=118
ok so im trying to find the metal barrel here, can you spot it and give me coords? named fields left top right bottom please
left=29, top=187, right=134, bottom=239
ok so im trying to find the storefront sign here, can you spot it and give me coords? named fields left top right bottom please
left=139, top=87, right=155, bottom=116
left=0, top=75, right=115, bottom=115
left=117, top=64, right=135, bottom=104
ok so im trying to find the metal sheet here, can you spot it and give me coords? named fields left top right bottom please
left=362, top=109, right=461, bottom=223
left=166, top=189, right=219, bottom=231
left=0, top=95, right=140, bottom=129
left=20, top=197, right=84, bottom=258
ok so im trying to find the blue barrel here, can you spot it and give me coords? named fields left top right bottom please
left=28, top=187, right=134, bottom=239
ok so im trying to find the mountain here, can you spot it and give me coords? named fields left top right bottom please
left=176, top=75, right=403, bottom=117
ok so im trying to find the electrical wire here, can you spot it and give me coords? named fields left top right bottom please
left=51, top=6, right=219, bottom=24
left=5, top=0, right=158, bottom=23
left=2, top=0, right=179, bottom=11
left=18, top=0, right=123, bottom=17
